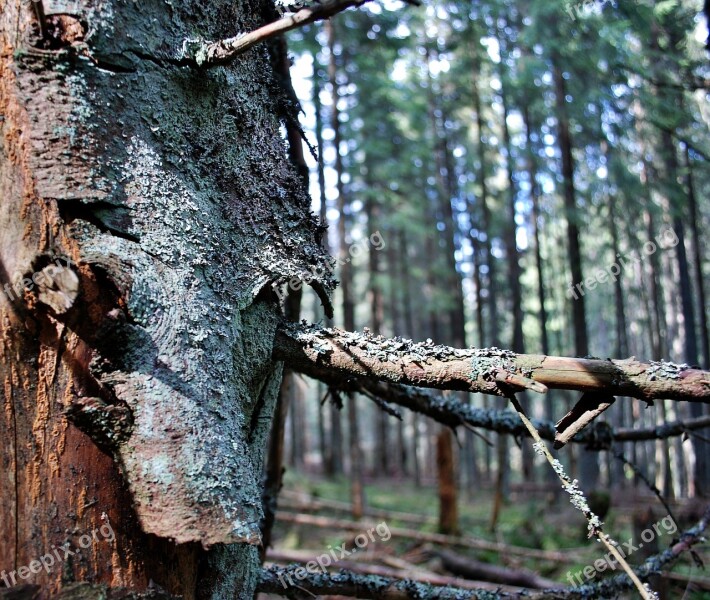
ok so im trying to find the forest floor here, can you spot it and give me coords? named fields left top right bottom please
left=263, top=470, right=710, bottom=599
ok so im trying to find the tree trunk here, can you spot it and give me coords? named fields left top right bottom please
left=497, top=42, right=531, bottom=486
left=398, top=231, right=420, bottom=486
left=522, top=105, right=549, bottom=358
left=685, top=144, right=709, bottom=370
left=313, top=54, right=343, bottom=477
left=436, top=429, right=459, bottom=536
left=552, top=57, right=598, bottom=487
left=366, top=196, right=388, bottom=477
left=327, top=19, right=364, bottom=515
left=470, top=42, right=499, bottom=347
left=0, top=2, right=334, bottom=598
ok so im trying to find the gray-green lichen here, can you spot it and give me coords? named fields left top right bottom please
left=288, top=321, right=510, bottom=367
left=469, top=347, right=517, bottom=381
left=646, top=360, right=690, bottom=381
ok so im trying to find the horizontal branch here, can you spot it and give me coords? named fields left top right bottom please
left=259, top=504, right=710, bottom=600
left=259, top=566, right=528, bottom=599
left=434, top=548, right=558, bottom=590
left=274, top=322, right=710, bottom=403
left=182, top=0, right=370, bottom=66
left=360, top=380, right=710, bottom=446
left=278, top=489, right=437, bottom=525
left=286, top=343, right=710, bottom=446
left=266, top=549, right=524, bottom=593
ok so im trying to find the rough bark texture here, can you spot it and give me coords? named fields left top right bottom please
left=0, top=0, right=333, bottom=597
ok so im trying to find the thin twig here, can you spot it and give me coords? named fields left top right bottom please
left=182, top=0, right=372, bottom=66
left=508, top=394, right=658, bottom=600
left=612, top=447, right=678, bottom=526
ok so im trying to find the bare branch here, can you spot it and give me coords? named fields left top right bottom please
left=182, top=0, right=371, bottom=66
left=275, top=511, right=583, bottom=562
left=275, top=322, right=710, bottom=403
left=292, top=355, right=710, bottom=447
left=266, top=548, right=533, bottom=593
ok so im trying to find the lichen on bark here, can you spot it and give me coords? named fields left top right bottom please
left=57, top=0, right=335, bottom=546
left=1, top=0, right=334, bottom=596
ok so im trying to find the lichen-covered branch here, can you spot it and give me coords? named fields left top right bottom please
left=258, top=567, right=524, bottom=599
left=279, top=333, right=710, bottom=446
left=274, top=322, right=710, bottom=403
left=509, top=396, right=654, bottom=600
left=354, top=380, right=710, bottom=447
left=182, top=0, right=371, bottom=66
left=258, top=504, right=710, bottom=599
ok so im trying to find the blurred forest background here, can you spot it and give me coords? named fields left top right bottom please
left=262, top=0, right=710, bottom=597
left=263, top=1, right=710, bottom=593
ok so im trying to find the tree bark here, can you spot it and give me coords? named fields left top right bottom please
left=0, top=1, right=333, bottom=598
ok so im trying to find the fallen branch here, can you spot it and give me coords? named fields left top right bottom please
left=274, top=322, right=710, bottom=403
left=266, top=549, right=522, bottom=593
left=259, top=504, right=710, bottom=599
left=278, top=490, right=438, bottom=525
left=660, top=570, right=710, bottom=590
left=182, top=0, right=372, bottom=65
left=435, top=548, right=559, bottom=589
left=275, top=511, right=585, bottom=562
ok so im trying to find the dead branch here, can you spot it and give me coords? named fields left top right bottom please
left=278, top=490, right=438, bottom=525
left=259, top=565, right=529, bottom=599
left=276, top=323, right=710, bottom=447
left=182, top=0, right=371, bottom=66
left=266, top=550, right=522, bottom=593
left=509, top=395, right=653, bottom=600
left=357, top=380, right=710, bottom=447
left=660, top=570, right=710, bottom=590
left=434, top=548, right=559, bottom=589
left=274, top=322, right=710, bottom=404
